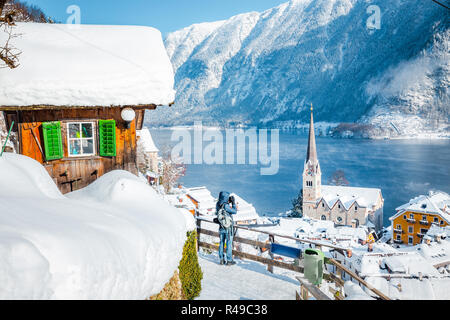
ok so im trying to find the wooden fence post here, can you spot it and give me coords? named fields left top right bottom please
left=267, top=234, right=274, bottom=274
left=196, top=210, right=201, bottom=252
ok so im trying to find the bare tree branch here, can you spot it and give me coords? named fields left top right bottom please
left=0, top=20, right=21, bottom=69
left=0, top=1, right=20, bottom=69
left=0, top=0, right=6, bottom=16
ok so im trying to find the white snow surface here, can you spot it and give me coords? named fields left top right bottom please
left=0, top=23, right=175, bottom=107
left=0, top=154, right=188, bottom=300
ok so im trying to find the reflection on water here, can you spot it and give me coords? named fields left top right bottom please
left=150, top=128, right=450, bottom=227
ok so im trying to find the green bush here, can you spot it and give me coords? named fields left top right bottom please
left=178, top=230, right=203, bottom=300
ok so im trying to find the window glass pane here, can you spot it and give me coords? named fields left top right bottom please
left=69, top=123, right=81, bottom=139
left=81, top=123, right=93, bottom=138
left=69, top=140, right=81, bottom=156
left=82, top=139, right=94, bottom=154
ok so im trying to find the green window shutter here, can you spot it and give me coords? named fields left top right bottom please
left=42, top=122, right=63, bottom=161
left=99, top=120, right=116, bottom=157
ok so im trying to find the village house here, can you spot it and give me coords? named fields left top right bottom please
left=185, top=186, right=259, bottom=224
left=302, top=107, right=384, bottom=231
left=0, top=23, right=175, bottom=193
left=136, top=127, right=161, bottom=186
left=390, top=191, right=450, bottom=246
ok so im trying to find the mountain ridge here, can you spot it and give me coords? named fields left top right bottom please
left=149, top=0, right=449, bottom=139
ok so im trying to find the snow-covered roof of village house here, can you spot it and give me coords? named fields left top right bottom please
left=346, top=243, right=443, bottom=277
left=0, top=23, right=175, bottom=108
left=426, top=225, right=450, bottom=239
left=391, top=191, right=450, bottom=222
left=137, top=127, right=159, bottom=153
left=230, top=193, right=260, bottom=222
left=320, top=185, right=382, bottom=210
left=185, top=187, right=260, bottom=222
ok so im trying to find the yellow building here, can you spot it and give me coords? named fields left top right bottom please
left=390, top=191, right=450, bottom=246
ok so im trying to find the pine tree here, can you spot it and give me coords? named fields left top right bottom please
left=290, top=189, right=303, bottom=218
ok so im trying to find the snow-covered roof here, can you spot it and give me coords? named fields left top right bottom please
left=320, top=185, right=382, bottom=210
left=186, top=187, right=217, bottom=214
left=0, top=23, right=175, bottom=108
left=391, top=191, right=450, bottom=222
left=426, top=225, right=450, bottom=239
left=364, top=276, right=450, bottom=300
left=145, top=171, right=159, bottom=178
left=185, top=187, right=260, bottom=222
left=164, top=194, right=196, bottom=211
left=137, top=127, right=159, bottom=153
left=230, top=193, right=259, bottom=222
left=397, top=237, right=450, bottom=268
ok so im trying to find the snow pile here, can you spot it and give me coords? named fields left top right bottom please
left=0, top=154, right=188, bottom=300
left=0, top=23, right=175, bottom=107
left=177, top=208, right=197, bottom=232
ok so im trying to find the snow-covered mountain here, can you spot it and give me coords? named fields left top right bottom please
left=150, top=0, right=449, bottom=138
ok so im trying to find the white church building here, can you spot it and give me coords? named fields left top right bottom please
left=302, top=108, right=384, bottom=232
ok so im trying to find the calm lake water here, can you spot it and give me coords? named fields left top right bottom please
left=150, top=128, right=450, bottom=227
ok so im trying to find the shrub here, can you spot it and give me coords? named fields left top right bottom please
left=178, top=231, right=203, bottom=300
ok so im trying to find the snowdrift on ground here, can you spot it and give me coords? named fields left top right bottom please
left=0, top=154, right=188, bottom=300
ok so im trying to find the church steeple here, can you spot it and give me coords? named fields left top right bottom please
left=302, top=104, right=322, bottom=206
left=306, top=104, right=318, bottom=165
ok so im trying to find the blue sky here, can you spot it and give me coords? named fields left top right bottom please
left=25, top=0, right=287, bottom=36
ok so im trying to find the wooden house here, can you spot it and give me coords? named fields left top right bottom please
left=0, top=23, right=175, bottom=193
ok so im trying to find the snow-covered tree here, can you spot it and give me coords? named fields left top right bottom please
left=290, top=189, right=303, bottom=218
left=159, top=146, right=186, bottom=193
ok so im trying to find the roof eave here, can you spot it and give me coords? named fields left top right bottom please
left=0, top=103, right=161, bottom=111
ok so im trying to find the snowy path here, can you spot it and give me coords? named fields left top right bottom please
left=197, top=253, right=299, bottom=300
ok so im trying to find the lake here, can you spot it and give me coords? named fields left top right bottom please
left=150, top=128, right=450, bottom=227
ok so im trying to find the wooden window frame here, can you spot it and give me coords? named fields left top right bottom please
left=66, top=121, right=97, bottom=158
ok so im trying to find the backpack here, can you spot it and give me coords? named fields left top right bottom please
left=216, top=204, right=233, bottom=230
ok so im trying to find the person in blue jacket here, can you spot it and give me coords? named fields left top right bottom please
left=216, top=191, right=238, bottom=265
